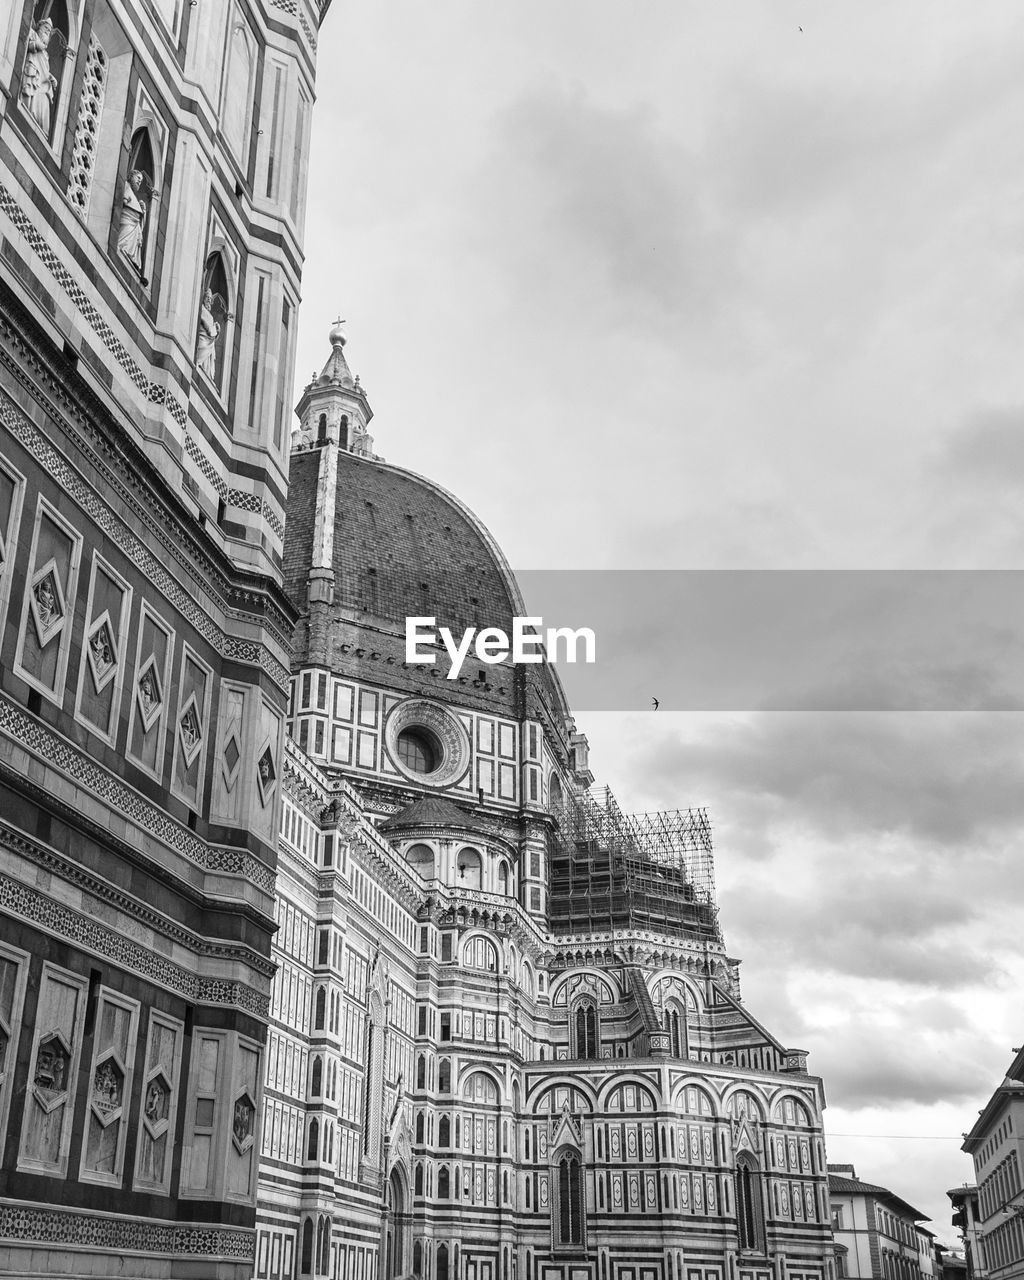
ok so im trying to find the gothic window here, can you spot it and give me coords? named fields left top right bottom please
left=20, top=1, right=73, bottom=147
left=573, top=1000, right=599, bottom=1060
left=736, top=1152, right=766, bottom=1252
left=306, top=1118, right=319, bottom=1163
left=416, top=1055, right=426, bottom=1089
left=438, top=1165, right=450, bottom=1199
left=549, top=772, right=564, bottom=812
left=314, top=987, right=326, bottom=1030
left=416, top=1111, right=425, bottom=1144
left=498, top=860, right=510, bottom=895
left=311, top=1056, right=322, bottom=1098
left=439, top=1114, right=450, bottom=1147
left=667, top=1003, right=687, bottom=1057
left=555, top=1148, right=585, bottom=1249
left=415, top=1162, right=424, bottom=1194
left=300, top=1217, right=313, bottom=1275
left=439, top=1058, right=451, bottom=1093
left=437, top=1243, right=450, bottom=1280
left=463, top=934, right=498, bottom=971
left=196, top=251, right=231, bottom=390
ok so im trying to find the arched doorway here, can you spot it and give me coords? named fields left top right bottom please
left=383, top=1166, right=410, bottom=1277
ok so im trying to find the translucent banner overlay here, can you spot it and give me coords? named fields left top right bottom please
left=505, top=570, right=1024, bottom=712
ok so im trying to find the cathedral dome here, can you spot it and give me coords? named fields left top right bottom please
left=284, top=449, right=525, bottom=639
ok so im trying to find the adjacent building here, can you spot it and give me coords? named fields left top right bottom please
left=947, top=1186, right=985, bottom=1280
left=962, top=1047, right=1024, bottom=1280
left=827, top=1165, right=932, bottom=1280
left=0, top=0, right=328, bottom=1276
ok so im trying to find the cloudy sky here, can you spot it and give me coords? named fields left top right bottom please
left=295, top=1, right=1024, bottom=1235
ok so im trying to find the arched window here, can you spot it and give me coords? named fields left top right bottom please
left=317, top=412, right=327, bottom=442
left=20, top=1, right=71, bottom=146
left=549, top=773, right=564, bottom=812
left=406, top=842, right=435, bottom=878
left=318, top=1214, right=331, bottom=1274
left=311, top=1055, right=322, bottom=1097
left=667, top=1004, right=686, bottom=1057
left=416, top=1054, right=426, bottom=1089
left=414, top=1242, right=423, bottom=1275
left=573, top=1000, right=599, bottom=1059
left=456, top=847, right=482, bottom=889
left=439, top=1059, right=451, bottom=1093
left=196, top=251, right=230, bottom=388
left=555, top=1148, right=585, bottom=1248
left=437, top=1243, right=449, bottom=1280
left=438, top=1165, right=450, bottom=1199
left=415, top=1162, right=424, bottom=1195
left=498, top=860, right=510, bottom=895
left=415, top=1112, right=425, bottom=1144
left=300, top=1217, right=314, bottom=1275
left=439, top=1115, right=450, bottom=1147
left=314, top=987, right=326, bottom=1030
left=306, top=1118, right=319, bottom=1163
left=117, top=126, right=158, bottom=282
left=736, top=1152, right=765, bottom=1252
left=315, top=1219, right=325, bottom=1275
left=463, top=934, right=498, bottom=972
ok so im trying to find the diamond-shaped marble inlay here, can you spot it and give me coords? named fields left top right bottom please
left=143, top=1073, right=171, bottom=1128
left=224, top=736, right=240, bottom=772
left=136, top=660, right=163, bottom=730
left=30, top=565, right=65, bottom=645
left=232, top=1092, right=255, bottom=1152
left=255, top=746, right=276, bottom=806
left=87, top=618, right=117, bottom=691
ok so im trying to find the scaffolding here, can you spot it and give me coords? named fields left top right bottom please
left=547, top=784, right=719, bottom=942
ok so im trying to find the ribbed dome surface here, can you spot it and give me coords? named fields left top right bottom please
left=284, top=449, right=520, bottom=638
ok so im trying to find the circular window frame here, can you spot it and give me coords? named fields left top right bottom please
left=384, top=699, right=471, bottom=788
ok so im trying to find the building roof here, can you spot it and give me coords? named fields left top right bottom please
left=828, top=1173, right=929, bottom=1223
left=380, top=796, right=481, bottom=833
left=962, top=1047, right=1024, bottom=1151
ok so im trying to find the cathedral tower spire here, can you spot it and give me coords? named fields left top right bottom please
left=293, top=318, right=374, bottom=454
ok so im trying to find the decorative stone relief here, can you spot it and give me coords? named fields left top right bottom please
left=68, top=36, right=107, bottom=216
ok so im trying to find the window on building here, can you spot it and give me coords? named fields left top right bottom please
left=574, top=1001, right=599, bottom=1060
left=438, top=1166, right=450, bottom=1199
left=439, top=1059, right=451, bottom=1093
left=667, top=1004, right=686, bottom=1057
left=416, top=1056, right=426, bottom=1090
left=736, top=1152, right=765, bottom=1252
left=306, top=1118, right=319, bottom=1163
left=440, top=1012, right=451, bottom=1041
left=439, top=1115, right=450, bottom=1147
left=555, top=1148, right=585, bottom=1249
left=300, top=1217, right=313, bottom=1275
left=397, top=728, right=439, bottom=775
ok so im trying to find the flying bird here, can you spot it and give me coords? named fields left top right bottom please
left=651, top=697, right=660, bottom=711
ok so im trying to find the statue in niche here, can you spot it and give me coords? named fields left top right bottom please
left=117, top=170, right=147, bottom=275
left=195, top=289, right=220, bottom=378
left=21, top=18, right=58, bottom=137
